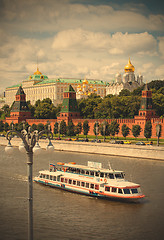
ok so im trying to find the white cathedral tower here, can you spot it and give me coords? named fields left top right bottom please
left=107, top=58, right=143, bottom=95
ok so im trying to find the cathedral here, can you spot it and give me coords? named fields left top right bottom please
left=106, top=58, right=143, bottom=95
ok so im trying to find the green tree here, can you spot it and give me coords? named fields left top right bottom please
left=78, top=94, right=102, bottom=119
left=99, top=121, right=110, bottom=141
left=60, top=120, right=67, bottom=136
left=67, top=120, right=75, bottom=137
left=37, top=123, right=45, bottom=132
left=132, top=125, right=142, bottom=139
left=110, top=120, right=119, bottom=138
left=83, top=120, right=90, bottom=138
left=0, top=120, right=4, bottom=132
left=1, top=104, right=10, bottom=118
left=54, top=122, right=58, bottom=135
left=34, top=98, right=58, bottom=119
left=119, top=89, right=131, bottom=96
left=74, top=122, right=82, bottom=138
left=121, top=124, right=130, bottom=139
left=144, top=121, right=152, bottom=140
left=4, top=122, right=9, bottom=132
left=152, top=93, right=164, bottom=117
left=27, top=101, right=35, bottom=118
left=31, top=124, right=37, bottom=132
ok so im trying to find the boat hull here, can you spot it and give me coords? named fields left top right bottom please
left=34, top=178, right=145, bottom=203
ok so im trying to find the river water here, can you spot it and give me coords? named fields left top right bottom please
left=0, top=145, right=164, bottom=240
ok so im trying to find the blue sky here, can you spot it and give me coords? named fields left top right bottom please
left=0, top=0, right=164, bottom=93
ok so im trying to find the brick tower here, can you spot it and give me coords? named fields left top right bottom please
left=135, top=84, right=156, bottom=124
left=57, top=85, right=80, bottom=124
left=6, top=86, right=31, bottom=124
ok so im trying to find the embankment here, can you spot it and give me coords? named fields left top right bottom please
left=1, top=137, right=164, bottom=161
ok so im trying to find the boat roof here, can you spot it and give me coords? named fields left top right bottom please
left=57, top=163, right=124, bottom=174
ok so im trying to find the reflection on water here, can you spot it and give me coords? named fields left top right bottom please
left=0, top=146, right=164, bottom=240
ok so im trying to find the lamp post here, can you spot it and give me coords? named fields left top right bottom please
left=156, top=123, right=161, bottom=146
left=103, top=121, right=106, bottom=142
left=5, top=123, right=54, bottom=240
left=58, top=121, right=61, bottom=139
left=95, top=121, right=99, bottom=142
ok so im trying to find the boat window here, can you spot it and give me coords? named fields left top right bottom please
left=86, top=171, right=89, bottom=175
left=50, top=175, right=53, bottom=180
left=112, top=187, right=117, bottom=193
left=86, top=183, right=89, bottom=188
left=95, top=185, right=99, bottom=190
left=65, top=178, right=68, bottom=183
left=46, top=175, right=49, bottom=179
left=90, top=184, right=94, bottom=189
left=81, top=169, right=85, bottom=174
left=69, top=179, right=72, bottom=184
left=105, top=173, right=108, bottom=178
left=77, top=181, right=80, bottom=186
left=81, top=182, right=85, bottom=187
left=53, top=176, right=56, bottom=181
left=131, top=188, right=138, bottom=194
left=76, top=169, right=80, bottom=174
left=100, top=172, right=104, bottom=178
left=95, top=172, right=99, bottom=177
left=73, top=180, right=76, bottom=185
left=123, top=189, right=131, bottom=194
left=57, top=176, right=60, bottom=181
left=61, top=178, right=64, bottom=182
left=39, top=174, right=42, bottom=178
left=42, top=175, right=45, bottom=178
left=90, top=171, right=94, bottom=176
left=118, top=188, right=123, bottom=194
left=115, top=173, right=124, bottom=179
left=105, top=186, right=110, bottom=192
left=109, top=173, right=114, bottom=179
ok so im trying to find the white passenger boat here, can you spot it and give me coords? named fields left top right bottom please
left=34, top=161, right=145, bottom=202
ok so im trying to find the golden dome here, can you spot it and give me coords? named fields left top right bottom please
left=34, top=67, right=42, bottom=75
left=124, top=58, right=135, bottom=72
left=83, top=77, right=88, bottom=84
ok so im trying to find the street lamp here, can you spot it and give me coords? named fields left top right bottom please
left=103, top=121, right=106, bottom=142
left=95, top=121, right=99, bottom=142
left=5, top=123, right=54, bottom=240
left=156, top=123, right=161, bottom=146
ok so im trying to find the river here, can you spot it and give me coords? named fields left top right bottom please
left=0, top=145, right=164, bottom=240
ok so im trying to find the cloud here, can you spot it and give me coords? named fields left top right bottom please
left=0, top=0, right=164, bottom=34
left=52, top=29, right=157, bottom=56
left=155, top=64, right=164, bottom=79
left=158, top=37, right=164, bottom=59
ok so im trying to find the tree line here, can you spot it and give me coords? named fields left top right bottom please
left=0, top=80, right=164, bottom=120
left=0, top=119, right=157, bottom=141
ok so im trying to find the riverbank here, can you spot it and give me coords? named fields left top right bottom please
left=1, top=137, right=164, bottom=161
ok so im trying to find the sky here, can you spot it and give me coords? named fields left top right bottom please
left=0, top=0, right=164, bottom=94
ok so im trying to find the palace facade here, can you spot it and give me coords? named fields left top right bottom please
left=5, top=58, right=143, bottom=107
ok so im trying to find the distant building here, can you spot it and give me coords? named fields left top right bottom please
left=5, top=68, right=106, bottom=107
left=106, top=58, right=143, bottom=95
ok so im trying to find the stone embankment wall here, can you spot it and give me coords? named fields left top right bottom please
left=1, top=138, right=164, bottom=161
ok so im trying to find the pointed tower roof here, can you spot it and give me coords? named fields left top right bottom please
left=144, top=83, right=149, bottom=91
left=65, top=85, right=75, bottom=93
left=16, top=86, right=25, bottom=95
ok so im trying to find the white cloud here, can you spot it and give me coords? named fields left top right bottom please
left=52, top=29, right=157, bottom=56
left=158, top=37, right=164, bottom=59
left=155, top=64, right=164, bottom=79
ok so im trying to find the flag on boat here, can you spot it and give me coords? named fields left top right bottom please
left=50, top=164, right=55, bottom=167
